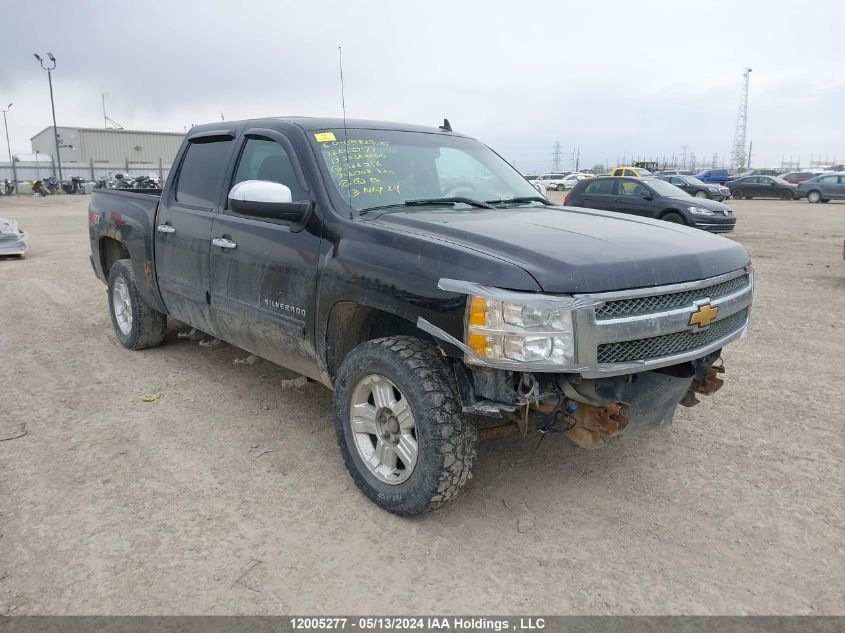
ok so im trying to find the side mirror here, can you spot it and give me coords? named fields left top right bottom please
left=639, top=190, right=653, bottom=201
left=228, top=180, right=310, bottom=222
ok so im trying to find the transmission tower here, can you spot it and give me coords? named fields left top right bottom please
left=730, top=67, right=752, bottom=170
left=552, top=141, right=562, bottom=172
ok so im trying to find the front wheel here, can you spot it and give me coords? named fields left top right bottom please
left=780, top=190, right=794, bottom=200
left=732, top=189, right=743, bottom=199
left=107, top=259, right=167, bottom=350
left=694, top=190, right=708, bottom=198
left=807, top=190, right=822, bottom=203
left=333, top=336, right=478, bottom=516
left=662, top=212, right=686, bottom=224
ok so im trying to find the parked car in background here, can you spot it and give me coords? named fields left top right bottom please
left=822, top=164, right=845, bottom=172
left=694, top=169, right=730, bottom=184
left=781, top=171, right=822, bottom=185
left=609, top=166, right=653, bottom=177
left=726, top=168, right=779, bottom=182
left=558, top=172, right=593, bottom=189
left=727, top=175, right=797, bottom=200
left=656, top=169, right=694, bottom=176
left=530, top=172, right=571, bottom=191
left=657, top=175, right=731, bottom=201
left=565, top=176, right=735, bottom=232
left=795, top=172, right=845, bottom=203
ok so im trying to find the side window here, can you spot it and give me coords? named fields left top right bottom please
left=670, top=177, right=684, bottom=185
left=617, top=180, right=645, bottom=197
left=231, top=137, right=302, bottom=201
left=819, top=176, right=835, bottom=184
left=584, top=180, right=601, bottom=194
left=175, top=138, right=234, bottom=207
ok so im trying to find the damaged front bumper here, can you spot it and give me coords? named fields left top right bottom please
left=454, top=353, right=726, bottom=449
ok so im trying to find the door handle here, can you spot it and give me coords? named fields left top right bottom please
left=212, top=237, right=237, bottom=250
left=156, top=224, right=175, bottom=234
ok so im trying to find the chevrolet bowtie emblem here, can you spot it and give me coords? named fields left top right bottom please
left=689, top=303, right=719, bottom=328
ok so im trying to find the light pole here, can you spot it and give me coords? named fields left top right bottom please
left=2, top=102, right=17, bottom=194
left=34, top=52, right=62, bottom=181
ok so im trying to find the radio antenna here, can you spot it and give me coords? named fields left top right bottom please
left=338, top=45, right=353, bottom=216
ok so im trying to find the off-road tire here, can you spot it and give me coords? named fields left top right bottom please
left=333, top=335, right=478, bottom=516
left=662, top=212, right=686, bottom=224
left=107, top=259, right=167, bottom=350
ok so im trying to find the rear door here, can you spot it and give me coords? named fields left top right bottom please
left=208, top=129, right=323, bottom=378
left=154, top=131, right=235, bottom=333
left=578, top=178, right=616, bottom=209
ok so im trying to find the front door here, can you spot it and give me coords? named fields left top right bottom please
left=208, top=132, right=323, bottom=378
left=154, top=133, right=235, bottom=333
left=614, top=178, right=655, bottom=217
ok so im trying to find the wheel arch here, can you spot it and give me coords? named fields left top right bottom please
left=324, top=301, right=440, bottom=384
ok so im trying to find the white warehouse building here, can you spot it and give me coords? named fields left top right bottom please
left=30, top=126, right=185, bottom=169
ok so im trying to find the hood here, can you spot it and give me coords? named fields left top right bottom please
left=666, top=196, right=731, bottom=211
left=371, top=206, right=750, bottom=293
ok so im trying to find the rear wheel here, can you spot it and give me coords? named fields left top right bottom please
left=807, top=190, right=822, bottom=203
left=107, top=259, right=167, bottom=350
left=662, top=212, right=686, bottom=224
left=333, top=336, right=478, bottom=516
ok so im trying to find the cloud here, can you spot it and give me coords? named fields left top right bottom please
left=2, top=0, right=843, bottom=169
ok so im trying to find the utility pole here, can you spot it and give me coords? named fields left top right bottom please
left=34, top=52, right=62, bottom=180
left=2, top=102, right=17, bottom=194
left=552, top=141, right=562, bottom=172
left=680, top=145, right=689, bottom=170
left=571, top=146, right=581, bottom=171
left=730, top=67, right=752, bottom=171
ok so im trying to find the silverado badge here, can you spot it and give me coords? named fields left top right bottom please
left=689, top=303, right=719, bottom=328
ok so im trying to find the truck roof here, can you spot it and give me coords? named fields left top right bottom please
left=189, top=117, right=462, bottom=136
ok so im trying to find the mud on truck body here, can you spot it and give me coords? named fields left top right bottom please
left=88, top=117, right=753, bottom=515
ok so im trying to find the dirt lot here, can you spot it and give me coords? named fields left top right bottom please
left=1, top=193, right=843, bottom=615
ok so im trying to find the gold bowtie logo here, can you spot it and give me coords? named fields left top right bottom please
left=689, top=303, right=719, bottom=328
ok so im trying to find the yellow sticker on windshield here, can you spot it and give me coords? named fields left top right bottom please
left=314, top=132, right=336, bottom=142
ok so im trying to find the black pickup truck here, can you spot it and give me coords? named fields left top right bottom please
left=88, top=117, right=753, bottom=515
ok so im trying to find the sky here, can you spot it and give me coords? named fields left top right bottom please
left=1, top=0, right=844, bottom=173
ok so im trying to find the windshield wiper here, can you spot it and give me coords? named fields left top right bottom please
left=486, top=196, right=552, bottom=206
left=359, top=196, right=494, bottom=215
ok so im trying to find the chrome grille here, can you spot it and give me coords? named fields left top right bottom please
left=595, top=273, right=750, bottom=320
left=596, top=308, right=749, bottom=364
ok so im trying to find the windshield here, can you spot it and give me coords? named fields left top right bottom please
left=646, top=179, right=690, bottom=197
left=313, top=129, right=542, bottom=211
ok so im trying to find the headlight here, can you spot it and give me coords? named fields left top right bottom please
left=687, top=206, right=714, bottom=215
left=466, top=296, right=575, bottom=365
left=708, top=187, right=719, bottom=192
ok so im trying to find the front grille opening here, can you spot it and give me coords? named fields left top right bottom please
left=596, top=308, right=749, bottom=364
left=595, top=273, right=750, bottom=320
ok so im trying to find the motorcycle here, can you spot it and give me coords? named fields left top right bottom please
left=61, top=176, right=87, bottom=194
left=2, top=179, right=14, bottom=195
left=31, top=179, right=49, bottom=196
left=45, top=176, right=60, bottom=195
left=113, top=173, right=136, bottom=189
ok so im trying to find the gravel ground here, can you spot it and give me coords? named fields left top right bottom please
left=0, top=193, right=843, bottom=615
